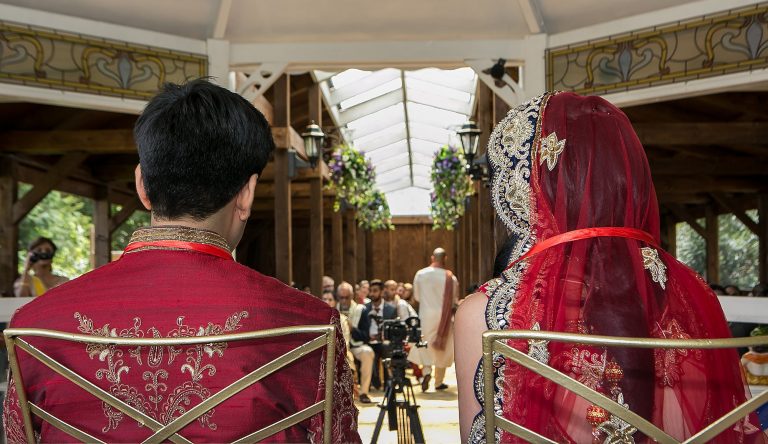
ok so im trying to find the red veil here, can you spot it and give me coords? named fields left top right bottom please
left=471, top=92, right=765, bottom=443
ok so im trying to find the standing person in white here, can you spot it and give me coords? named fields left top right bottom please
left=408, top=247, right=459, bottom=391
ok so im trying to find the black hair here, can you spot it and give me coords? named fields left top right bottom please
left=322, top=290, right=338, bottom=302
left=134, top=79, right=274, bottom=220
left=369, top=279, right=383, bottom=289
left=28, top=237, right=56, bottom=253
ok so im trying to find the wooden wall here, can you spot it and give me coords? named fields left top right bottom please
left=366, top=218, right=456, bottom=286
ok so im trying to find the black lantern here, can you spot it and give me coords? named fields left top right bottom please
left=457, top=120, right=481, bottom=166
left=301, top=121, right=324, bottom=169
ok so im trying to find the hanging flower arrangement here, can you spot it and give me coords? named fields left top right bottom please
left=430, top=145, right=473, bottom=230
left=356, top=190, right=394, bottom=231
left=327, top=144, right=394, bottom=230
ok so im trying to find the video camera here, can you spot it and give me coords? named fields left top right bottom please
left=378, top=316, right=426, bottom=347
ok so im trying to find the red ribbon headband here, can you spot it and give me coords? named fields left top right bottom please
left=506, top=227, right=658, bottom=271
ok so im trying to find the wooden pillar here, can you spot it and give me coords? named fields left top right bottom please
left=344, top=210, right=357, bottom=283
left=91, top=188, right=111, bottom=268
left=462, top=211, right=470, bottom=289
left=465, top=196, right=474, bottom=287
left=308, top=82, right=324, bottom=296
left=309, top=177, right=324, bottom=296
left=705, top=206, right=719, bottom=284
left=331, top=209, right=343, bottom=282
left=0, top=160, right=17, bottom=297
left=665, top=216, right=677, bottom=258
left=273, top=75, right=293, bottom=284
left=476, top=83, right=493, bottom=283
left=760, top=194, right=768, bottom=283
left=357, top=226, right=367, bottom=281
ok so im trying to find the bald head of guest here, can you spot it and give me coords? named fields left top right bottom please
left=383, top=279, right=398, bottom=302
left=431, top=247, right=446, bottom=266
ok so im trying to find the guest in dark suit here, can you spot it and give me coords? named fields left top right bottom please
left=362, top=279, right=397, bottom=389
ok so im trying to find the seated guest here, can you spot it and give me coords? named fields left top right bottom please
left=3, top=80, right=359, bottom=443
left=337, top=282, right=374, bottom=404
left=356, top=279, right=370, bottom=304
left=364, top=279, right=396, bottom=390
left=13, top=237, right=68, bottom=297
left=383, top=279, right=417, bottom=320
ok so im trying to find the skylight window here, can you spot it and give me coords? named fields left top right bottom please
left=319, top=67, right=477, bottom=216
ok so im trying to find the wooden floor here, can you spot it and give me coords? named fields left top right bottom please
left=357, top=365, right=461, bottom=444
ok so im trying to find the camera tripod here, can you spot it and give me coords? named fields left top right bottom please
left=370, top=361, right=425, bottom=444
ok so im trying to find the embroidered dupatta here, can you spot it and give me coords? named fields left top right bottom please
left=470, top=92, right=764, bottom=443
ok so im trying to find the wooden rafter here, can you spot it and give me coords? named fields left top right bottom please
left=633, top=122, right=768, bottom=146
left=710, top=192, right=760, bottom=235
left=665, top=203, right=707, bottom=239
left=12, top=153, right=89, bottom=224
left=0, top=128, right=305, bottom=155
left=109, top=198, right=144, bottom=233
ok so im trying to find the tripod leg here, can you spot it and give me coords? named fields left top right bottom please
left=370, top=385, right=392, bottom=444
left=404, top=382, right=425, bottom=444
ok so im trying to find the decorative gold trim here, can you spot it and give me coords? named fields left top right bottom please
left=538, top=132, right=566, bottom=171
left=641, top=247, right=667, bottom=290
left=127, top=226, right=231, bottom=253
left=4, top=325, right=336, bottom=444
left=482, top=330, right=768, bottom=444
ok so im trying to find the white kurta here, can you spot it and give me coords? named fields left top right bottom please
left=407, top=266, right=458, bottom=368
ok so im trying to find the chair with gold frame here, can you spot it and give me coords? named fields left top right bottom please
left=482, top=330, right=768, bottom=444
left=4, top=325, right=336, bottom=444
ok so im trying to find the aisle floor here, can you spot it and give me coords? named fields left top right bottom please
left=356, top=365, right=461, bottom=444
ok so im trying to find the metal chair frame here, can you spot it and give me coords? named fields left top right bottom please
left=4, top=325, right=336, bottom=444
left=482, top=330, right=768, bottom=444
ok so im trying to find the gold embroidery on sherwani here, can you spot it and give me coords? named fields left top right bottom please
left=127, top=226, right=231, bottom=253
left=75, top=311, right=248, bottom=432
left=538, top=132, right=566, bottom=171
left=640, top=247, right=667, bottom=289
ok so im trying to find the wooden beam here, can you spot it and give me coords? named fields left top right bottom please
left=0, top=160, right=17, bottom=296
left=651, top=158, right=768, bottom=176
left=653, top=176, right=766, bottom=194
left=760, top=194, right=768, bottom=284
left=476, top=82, right=493, bottom=283
left=710, top=192, right=760, bottom=235
left=0, top=126, right=305, bottom=155
left=310, top=177, right=324, bottom=297
left=0, top=130, right=135, bottom=155
left=91, top=188, right=110, bottom=268
left=665, top=215, right=677, bottom=258
left=110, top=198, right=143, bottom=233
left=344, top=210, right=357, bottom=283
left=331, top=209, right=343, bottom=282
left=13, top=153, right=89, bottom=224
left=665, top=204, right=707, bottom=239
left=634, top=122, right=768, bottom=146
left=357, top=225, right=366, bottom=282
left=705, top=206, right=719, bottom=284
left=274, top=147, right=292, bottom=284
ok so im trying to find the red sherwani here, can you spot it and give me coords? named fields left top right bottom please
left=3, top=226, right=360, bottom=443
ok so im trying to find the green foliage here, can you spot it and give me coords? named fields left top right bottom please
left=675, top=210, right=759, bottom=289
left=17, top=184, right=93, bottom=279
left=326, top=144, right=393, bottom=230
left=676, top=218, right=706, bottom=277
left=355, top=190, right=394, bottom=231
left=111, top=205, right=150, bottom=251
left=429, top=145, right=473, bottom=230
left=718, top=211, right=759, bottom=288
left=16, top=184, right=151, bottom=279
